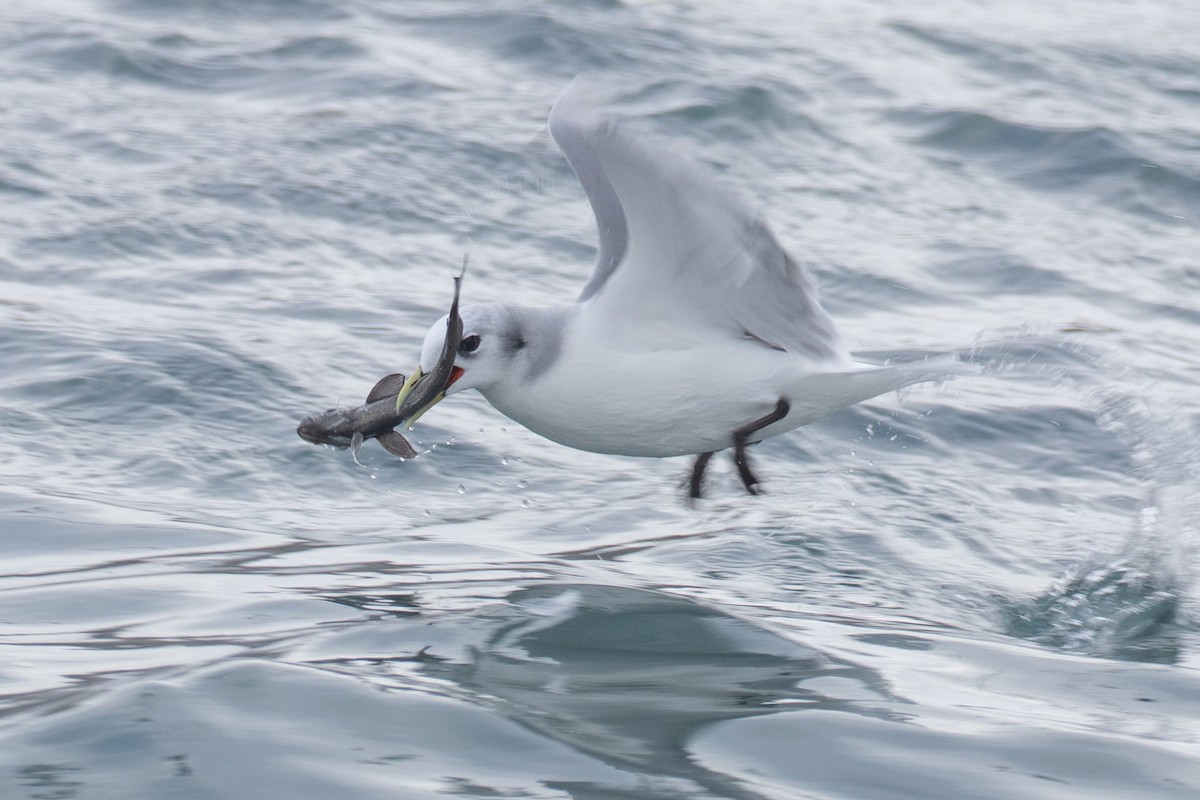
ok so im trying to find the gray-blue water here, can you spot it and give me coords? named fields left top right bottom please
left=2, top=1, right=1199, bottom=797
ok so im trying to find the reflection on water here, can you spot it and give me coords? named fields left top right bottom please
left=1, top=0, right=1199, bottom=796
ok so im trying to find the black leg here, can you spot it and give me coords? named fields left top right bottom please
left=688, top=451, right=715, bottom=499
left=732, top=398, right=790, bottom=495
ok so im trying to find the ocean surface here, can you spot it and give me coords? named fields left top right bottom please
left=2, top=0, right=1199, bottom=797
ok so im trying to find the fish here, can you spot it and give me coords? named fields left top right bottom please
left=296, top=268, right=465, bottom=460
left=296, top=372, right=422, bottom=459
left=391, top=268, right=465, bottom=423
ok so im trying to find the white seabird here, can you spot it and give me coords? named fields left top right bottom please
left=395, top=81, right=966, bottom=498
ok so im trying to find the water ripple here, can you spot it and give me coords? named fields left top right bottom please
left=897, top=108, right=1200, bottom=221
left=1, top=1, right=1199, bottom=797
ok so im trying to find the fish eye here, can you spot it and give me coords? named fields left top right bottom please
left=459, top=334, right=482, bottom=355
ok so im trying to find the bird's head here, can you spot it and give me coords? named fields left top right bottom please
left=395, top=304, right=525, bottom=427
left=421, top=304, right=521, bottom=395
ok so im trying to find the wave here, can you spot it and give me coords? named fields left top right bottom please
left=22, top=30, right=364, bottom=93
left=894, top=108, right=1200, bottom=222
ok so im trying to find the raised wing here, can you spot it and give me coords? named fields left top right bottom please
left=548, top=81, right=846, bottom=362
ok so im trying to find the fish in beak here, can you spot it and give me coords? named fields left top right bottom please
left=394, top=264, right=466, bottom=427
left=297, top=262, right=467, bottom=462
left=296, top=371, right=419, bottom=459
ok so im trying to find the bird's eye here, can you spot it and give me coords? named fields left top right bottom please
left=459, top=334, right=482, bottom=355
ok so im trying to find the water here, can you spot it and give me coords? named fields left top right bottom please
left=2, top=0, right=1199, bottom=797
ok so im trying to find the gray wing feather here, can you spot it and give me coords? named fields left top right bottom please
left=548, top=84, right=628, bottom=303
left=547, top=80, right=845, bottom=362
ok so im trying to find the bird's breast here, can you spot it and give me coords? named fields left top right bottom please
left=480, top=333, right=798, bottom=458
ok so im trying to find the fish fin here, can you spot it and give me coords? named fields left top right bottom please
left=377, top=428, right=418, bottom=460
left=366, top=373, right=407, bottom=404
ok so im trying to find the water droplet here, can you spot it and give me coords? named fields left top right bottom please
left=500, top=456, right=509, bottom=466
left=517, top=479, right=527, bottom=489
left=521, top=498, right=531, bottom=508
left=457, top=484, right=466, bottom=494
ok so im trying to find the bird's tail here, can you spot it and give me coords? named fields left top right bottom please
left=791, top=355, right=975, bottom=425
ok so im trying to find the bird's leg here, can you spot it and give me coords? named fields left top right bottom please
left=688, top=451, right=715, bottom=499
left=732, top=398, right=790, bottom=495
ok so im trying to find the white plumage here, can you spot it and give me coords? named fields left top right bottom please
left=408, top=80, right=966, bottom=495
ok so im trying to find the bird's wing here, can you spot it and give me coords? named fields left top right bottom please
left=548, top=80, right=847, bottom=362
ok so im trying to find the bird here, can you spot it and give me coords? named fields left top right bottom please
left=394, top=80, right=966, bottom=498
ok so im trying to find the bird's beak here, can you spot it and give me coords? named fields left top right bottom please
left=404, top=392, right=445, bottom=429
left=394, top=366, right=465, bottom=429
left=394, top=367, right=424, bottom=412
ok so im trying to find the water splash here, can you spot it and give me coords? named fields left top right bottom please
left=1003, top=342, right=1199, bottom=662
left=1008, top=535, right=1180, bottom=662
